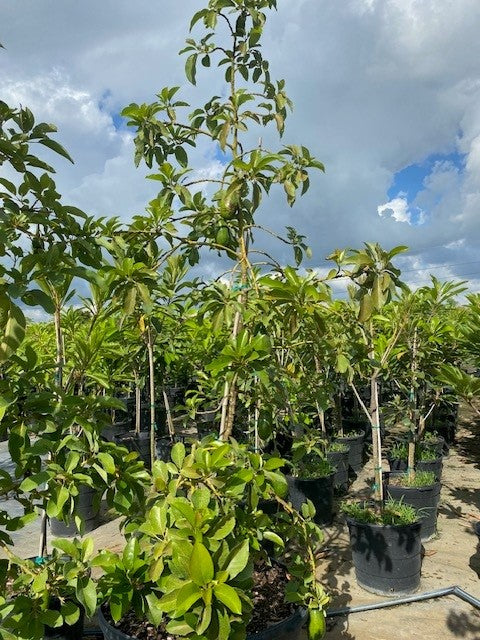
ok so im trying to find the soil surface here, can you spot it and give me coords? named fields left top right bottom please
left=101, top=561, right=294, bottom=638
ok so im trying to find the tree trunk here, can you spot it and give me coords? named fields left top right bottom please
left=146, top=327, right=156, bottom=467
left=335, top=392, right=343, bottom=437
left=134, top=373, right=141, bottom=436
left=370, top=375, right=384, bottom=506
left=162, top=387, right=175, bottom=440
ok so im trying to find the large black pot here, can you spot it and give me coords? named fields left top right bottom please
left=114, top=431, right=152, bottom=468
left=156, top=436, right=173, bottom=462
left=423, top=436, right=446, bottom=457
left=101, top=420, right=132, bottom=443
left=417, top=456, right=443, bottom=481
left=326, top=449, right=349, bottom=491
left=346, top=517, right=422, bottom=595
left=98, top=604, right=307, bottom=640
left=334, top=431, right=365, bottom=473
left=388, top=456, right=443, bottom=481
left=50, top=486, right=99, bottom=536
left=137, top=403, right=167, bottom=434
left=287, top=473, right=335, bottom=526
left=385, top=473, right=441, bottom=541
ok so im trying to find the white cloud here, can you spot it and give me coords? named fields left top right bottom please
left=1, top=0, right=480, bottom=287
left=377, top=196, right=425, bottom=225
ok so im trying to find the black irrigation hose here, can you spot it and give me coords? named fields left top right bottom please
left=326, top=585, right=480, bottom=618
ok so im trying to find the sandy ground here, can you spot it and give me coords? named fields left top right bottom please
left=319, top=406, right=480, bottom=640
left=1, top=406, right=480, bottom=638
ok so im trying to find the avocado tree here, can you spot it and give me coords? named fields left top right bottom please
left=122, top=0, right=324, bottom=440
left=386, top=278, right=466, bottom=477
left=328, top=243, right=408, bottom=507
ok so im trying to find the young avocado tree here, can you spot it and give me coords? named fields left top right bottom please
left=387, top=278, right=466, bottom=478
left=328, top=243, right=408, bottom=507
left=121, top=0, right=324, bottom=441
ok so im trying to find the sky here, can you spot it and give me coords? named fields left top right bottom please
left=2, top=0, right=480, bottom=296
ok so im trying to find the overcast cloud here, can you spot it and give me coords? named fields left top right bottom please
left=1, top=0, right=480, bottom=293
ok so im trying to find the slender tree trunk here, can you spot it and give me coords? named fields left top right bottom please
left=370, top=374, right=384, bottom=506
left=318, top=404, right=326, bottom=436
left=219, top=310, right=242, bottom=440
left=134, top=372, right=141, bottom=436
left=39, top=301, right=64, bottom=558
left=162, top=386, right=175, bottom=440
left=254, top=390, right=260, bottom=453
left=219, top=380, right=230, bottom=440
left=146, top=327, right=156, bottom=467
left=335, top=392, right=343, bottom=437
left=407, top=329, right=418, bottom=480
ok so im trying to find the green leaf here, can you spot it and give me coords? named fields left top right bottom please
left=185, top=54, right=198, bottom=85
left=211, top=516, right=235, bottom=540
left=171, top=442, right=185, bottom=469
left=145, top=593, right=164, bottom=627
left=175, top=146, right=188, bottom=167
left=51, top=538, right=78, bottom=558
left=122, top=287, right=137, bottom=316
left=175, top=581, right=203, bottom=615
left=22, top=289, right=55, bottom=314
left=61, top=601, right=80, bottom=626
left=189, top=542, right=214, bottom=586
left=336, top=354, right=349, bottom=374
left=37, top=137, right=74, bottom=163
left=0, top=295, right=25, bottom=363
left=358, top=293, right=372, bottom=323
left=263, top=531, right=284, bottom=549
left=98, top=452, right=115, bottom=475
left=122, top=537, right=139, bottom=571
left=76, top=577, right=97, bottom=617
left=225, top=540, right=249, bottom=579
left=213, top=583, right=242, bottom=614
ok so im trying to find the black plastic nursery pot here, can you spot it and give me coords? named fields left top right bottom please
left=424, top=435, right=446, bottom=457
left=326, top=449, right=349, bottom=491
left=346, top=518, right=422, bottom=596
left=417, top=456, right=443, bottom=481
left=388, top=456, right=443, bottom=481
left=50, top=486, right=99, bottom=536
left=334, top=430, right=365, bottom=473
left=287, top=473, right=335, bottom=526
left=156, top=435, right=174, bottom=461
left=114, top=431, right=152, bottom=468
left=385, top=473, right=441, bottom=542
left=100, top=420, right=131, bottom=443
left=97, top=605, right=307, bottom=640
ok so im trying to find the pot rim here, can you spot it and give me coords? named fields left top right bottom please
left=346, top=515, right=422, bottom=531
left=334, top=430, right=365, bottom=441
left=97, top=600, right=308, bottom=640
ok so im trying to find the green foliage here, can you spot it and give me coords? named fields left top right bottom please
left=96, top=438, right=329, bottom=638
left=290, top=431, right=334, bottom=479
left=0, top=538, right=95, bottom=640
left=390, top=471, right=436, bottom=488
left=341, top=498, right=419, bottom=526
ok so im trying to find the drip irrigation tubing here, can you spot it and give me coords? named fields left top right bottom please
left=326, top=585, right=480, bottom=618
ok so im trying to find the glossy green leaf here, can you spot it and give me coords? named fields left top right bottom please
left=189, top=542, right=214, bottom=585
left=213, top=583, right=242, bottom=614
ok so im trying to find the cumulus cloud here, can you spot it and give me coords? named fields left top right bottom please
left=377, top=196, right=426, bottom=225
left=1, top=0, right=480, bottom=288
